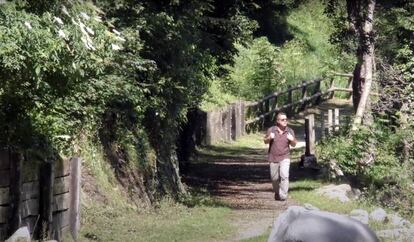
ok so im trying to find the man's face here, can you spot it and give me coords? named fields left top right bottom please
left=277, top=114, right=288, bottom=128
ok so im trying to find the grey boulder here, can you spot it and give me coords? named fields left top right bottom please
left=268, top=206, right=379, bottom=242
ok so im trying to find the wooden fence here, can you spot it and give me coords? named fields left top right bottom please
left=200, top=77, right=326, bottom=145
left=196, top=74, right=361, bottom=145
left=0, top=149, right=80, bottom=241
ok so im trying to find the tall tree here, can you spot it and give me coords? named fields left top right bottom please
left=347, top=0, right=376, bottom=129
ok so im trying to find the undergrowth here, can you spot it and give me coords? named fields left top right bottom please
left=316, top=123, right=414, bottom=219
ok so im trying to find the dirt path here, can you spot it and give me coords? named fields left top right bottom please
left=183, top=99, right=353, bottom=241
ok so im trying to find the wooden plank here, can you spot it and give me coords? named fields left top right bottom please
left=335, top=108, right=340, bottom=132
left=69, top=157, right=81, bottom=241
left=53, top=193, right=70, bottom=212
left=54, top=158, right=71, bottom=178
left=0, top=170, right=10, bottom=188
left=205, top=112, right=213, bottom=145
left=0, top=223, right=8, bottom=241
left=328, top=109, right=333, bottom=135
left=240, top=102, right=245, bottom=136
left=52, top=210, right=70, bottom=241
left=329, top=77, right=335, bottom=99
left=22, top=157, right=39, bottom=182
left=225, top=107, right=231, bottom=141
left=0, top=187, right=9, bottom=205
left=21, top=198, right=39, bottom=218
left=330, top=72, right=353, bottom=77
left=305, top=114, right=316, bottom=156
left=320, top=112, right=325, bottom=139
left=9, top=152, right=23, bottom=233
left=0, top=149, right=9, bottom=170
left=328, top=87, right=379, bottom=96
left=0, top=206, right=9, bottom=223
left=39, top=161, right=54, bottom=239
left=53, top=210, right=70, bottom=228
left=22, top=181, right=39, bottom=201
left=54, top=176, right=70, bottom=195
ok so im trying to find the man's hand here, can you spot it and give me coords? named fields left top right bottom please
left=264, top=132, right=275, bottom=144
left=287, top=132, right=294, bottom=142
left=287, top=132, right=297, bottom=147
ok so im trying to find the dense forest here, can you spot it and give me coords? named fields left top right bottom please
left=0, top=0, right=413, bottom=240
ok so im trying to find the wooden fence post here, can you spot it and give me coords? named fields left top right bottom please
left=320, top=112, right=325, bottom=139
left=328, top=109, right=333, bottom=135
left=300, top=114, right=317, bottom=168
left=287, top=85, right=293, bottom=117
left=231, top=104, right=237, bottom=140
left=347, top=76, right=353, bottom=100
left=9, top=151, right=23, bottom=235
left=39, top=161, right=54, bottom=239
left=334, top=108, right=340, bottom=132
left=329, top=77, right=335, bottom=99
left=226, top=107, right=232, bottom=141
left=305, top=114, right=315, bottom=156
left=69, top=157, right=81, bottom=241
left=300, top=80, right=308, bottom=110
left=205, top=112, right=213, bottom=145
left=241, top=102, right=245, bottom=136
left=315, top=79, right=322, bottom=104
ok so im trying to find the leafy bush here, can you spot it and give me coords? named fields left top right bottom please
left=0, top=2, right=149, bottom=156
left=317, top=123, right=414, bottom=216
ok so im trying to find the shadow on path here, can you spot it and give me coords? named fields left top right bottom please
left=182, top=99, right=353, bottom=241
left=183, top=144, right=322, bottom=211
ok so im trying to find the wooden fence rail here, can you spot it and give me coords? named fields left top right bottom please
left=244, top=77, right=330, bottom=130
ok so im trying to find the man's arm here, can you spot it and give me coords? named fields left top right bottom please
left=287, top=129, right=297, bottom=147
left=264, top=128, right=273, bottom=144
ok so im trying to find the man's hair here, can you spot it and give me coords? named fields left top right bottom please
left=276, top=112, right=287, bottom=120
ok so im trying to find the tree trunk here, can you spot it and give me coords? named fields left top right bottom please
left=350, top=0, right=376, bottom=130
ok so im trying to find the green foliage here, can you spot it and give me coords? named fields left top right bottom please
left=317, top=123, right=414, bottom=216
left=286, top=0, right=354, bottom=77
left=0, top=1, right=147, bottom=156
left=200, top=79, right=239, bottom=111
left=317, top=124, right=405, bottom=182
left=203, top=0, right=353, bottom=106
left=222, top=37, right=283, bottom=100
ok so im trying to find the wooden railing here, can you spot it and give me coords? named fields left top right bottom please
left=243, top=73, right=366, bottom=131
left=185, top=73, right=358, bottom=146
left=244, top=78, right=327, bottom=127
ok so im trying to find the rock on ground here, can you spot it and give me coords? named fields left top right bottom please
left=268, top=206, right=379, bottom=242
left=369, top=208, right=387, bottom=223
left=6, top=227, right=30, bottom=242
left=316, top=184, right=352, bottom=202
left=349, top=209, right=369, bottom=224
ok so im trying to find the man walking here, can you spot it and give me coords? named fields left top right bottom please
left=264, top=112, right=297, bottom=201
